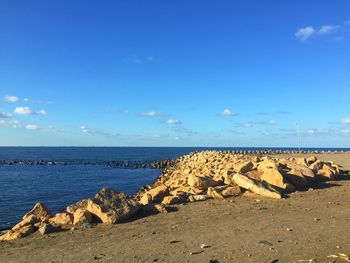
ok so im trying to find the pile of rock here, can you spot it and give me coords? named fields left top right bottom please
left=135, top=151, right=346, bottom=204
left=1, top=151, right=347, bottom=241
left=0, top=188, right=139, bottom=241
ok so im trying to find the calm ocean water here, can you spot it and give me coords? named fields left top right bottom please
left=0, top=147, right=349, bottom=230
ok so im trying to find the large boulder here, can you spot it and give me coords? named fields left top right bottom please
left=279, top=159, right=315, bottom=189
left=0, top=225, right=35, bottom=241
left=232, top=173, right=282, bottom=199
left=38, top=223, right=61, bottom=235
left=12, top=215, right=39, bottom=231
left=187, top=174, right=219, bottom=190
left=258, top=161, right=295, bottom=192
left=139, top=185, right=168, bottom=205
left=235, top=161, right=254, bottom=174
left=22, top=202, right=50, bottom=221
left=317, top=164, right=338, bottom=180
left=52, top=212, right=74, bottom=225
left=87, top=188, right=140, bottom=224
left=67, top=199, right=89, bottom=214
left=207, top=187, right=225, bottom=200
left=73, top=209, right=93, bottom=225
left=221, top=185, right=242, bottom=197
left=161, top=196, right=179, bottom=205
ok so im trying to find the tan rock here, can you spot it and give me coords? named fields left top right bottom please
left=188, top=194, right=208, bottom=202
left=258, top=162, right=294, bottom=192
left=317, top=164, right=337, bottom=180
left=306, top=156, right=317, bottom=165
left=67, top=199, right=89, bottom=213
left=0, top=225, right=35, bottom=241
left=140, top=185, right=168, bottom=204
left=141, top=203, right=167, bottom=214
left=187, top=174, right=219, bottom=190
left=232, top=173, right=282, bottom=199
left=161, top=196, right=179, bottom=205
left=87, top=188, right=140, bottom=224
left=221, top=185, right=242, bottom=197
left=23, top=202, right=50, bottom=221
left=207, top=187, right=225, bottom=200
left=73, top=209, right=93, bottom=225
left=309, top=160, right=324, bottom=172
left=12, top=215, right=39, bottom=231
left=38, top=223, right=61, bottom=235
left=53, top=212, right=74, bottom=225
left=235, top=161, right=254, bottom=174
left=139, top=193, right=152, bottom=205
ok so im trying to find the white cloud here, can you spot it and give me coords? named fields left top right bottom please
left=267, top=120, right=277, bottom=125
left=295, top=26, right=315, bottom=41
left=307, top=129, right=316, bottom=134
left=342, top=118, right=350, bottom=125
left=296, top=24, right=343, bottom=41
left=4, top=95, right=19, bottom=102
left=119, top=109, right=129, bottom=114
left=138, top=111, right=162, bottom=117
left=318, top=25, right=339, bottom=35
left=340, top=129, right=350, bottom=134
left=80, top=125, right=118, bottom=138
left=25, top=124, right=41, bottom=130
left=221, top=109, right=238, bottom=116
left=36, top=109, right=47, bottom=115
left=14, top=107, right=47, bottom=115
left=80, top=126, right=90, bottom=133
left=127, top=55, right=157, bottom=64
left=14, top=107, right=33, bottom=115
left=0, top=111, right=12, bottom=118
left=164, top=119, right=182, bottom=125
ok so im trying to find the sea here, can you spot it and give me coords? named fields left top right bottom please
left=0, top=146, right=349, bottom=230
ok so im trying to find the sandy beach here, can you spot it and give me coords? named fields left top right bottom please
left=0, top=153, right=349, bottom=263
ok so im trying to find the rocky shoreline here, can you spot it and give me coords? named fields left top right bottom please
left=0, top=150, right=348, bottom=242
left=0, top=149, right=349, bottom=169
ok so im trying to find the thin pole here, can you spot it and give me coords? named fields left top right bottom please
left=296, top=123, right=301, bottom=152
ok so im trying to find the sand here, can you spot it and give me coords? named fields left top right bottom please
left=1, top=153, right=350, bottom=263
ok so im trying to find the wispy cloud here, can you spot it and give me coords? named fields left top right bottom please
left=342, top=118, right=350, bottom=125
left=0, top=119, right=20, bottom=128
left=164, top=119, right=182, bottom=125
left=220, top=109, right=238, bottom=116
left=25, top=123, right=63, bottom=132
left=0, top=111, right=12, bottom=118
left=126, top=55, right=157, bottom=64
left=295, top=26, right=316, bottom=41
left=172, top=126, right=196, bottom=136
left=80, top=125, right=119, bottom=138
left=277, top=111, right=290, bottom=115
left=256, top=119, right=278, bottom=126
left=4, top=95, right=19, bottom=102
left=25, top=124, right=41, bottom=130
left=14, top=107, right=47, bottom=116
left=295, top=22, right=345, bottom=41
left=119, top=109, right=129, bottom=115
left=235, top=122, right=254, bottom=128
left=138, top=111, right=163, bottom=117
left=318, top=25, right=340, bottom=35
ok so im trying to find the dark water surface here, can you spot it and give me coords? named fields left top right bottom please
left=0, top=147, right=349, bottom=229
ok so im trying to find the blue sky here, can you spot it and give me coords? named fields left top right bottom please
left=0, top=0, right=350, bottom=147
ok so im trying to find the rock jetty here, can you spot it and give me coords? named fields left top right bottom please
left=0, top=150, right=347, bottom=241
